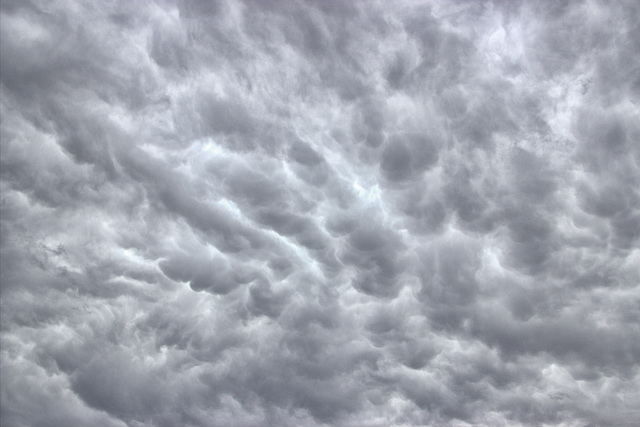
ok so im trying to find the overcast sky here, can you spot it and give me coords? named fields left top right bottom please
left=1, top=0, right=639, bottom=426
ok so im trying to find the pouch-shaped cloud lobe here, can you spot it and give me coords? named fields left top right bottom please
left=1, top=0, right=639, bottom=426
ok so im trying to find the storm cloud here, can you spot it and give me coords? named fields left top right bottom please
left=1, top=0, right=639, bottom=426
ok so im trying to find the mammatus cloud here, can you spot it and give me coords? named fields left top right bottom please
left=1, top=0, right=639, bottom=426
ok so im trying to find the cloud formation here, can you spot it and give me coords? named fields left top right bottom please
left=1, top=0, right=639, bottom=426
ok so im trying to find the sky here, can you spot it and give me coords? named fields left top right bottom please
left=1, top=0, right=639, bottom=426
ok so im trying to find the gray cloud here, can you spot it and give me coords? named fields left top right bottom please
left=2, top=0, right=640, bottom=426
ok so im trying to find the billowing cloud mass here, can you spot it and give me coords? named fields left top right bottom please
left=1, top=0, right=640, bottom=426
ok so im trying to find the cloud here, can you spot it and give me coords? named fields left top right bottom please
left=2, top=0, right=639, bottom=426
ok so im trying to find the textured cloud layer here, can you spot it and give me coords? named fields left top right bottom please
left=1, top=1, right=639, bottom=426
